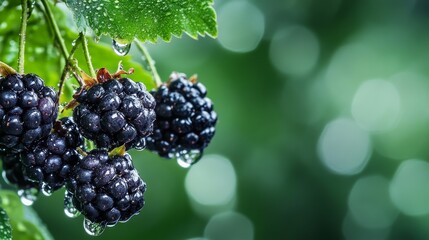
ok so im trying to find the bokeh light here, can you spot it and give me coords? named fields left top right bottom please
left=373, top=72, right=429, bottom=160
left=342, top=212, right=390, bottom=240
left=317, top=118, right=372, bottom=175
left=390, top=159, right=429, bottom=216
left=204, top=212, right=254, bottom=240
left=185, top=155, right=237, bottom=206
left=348, top=175, right=398, bottom=229
left=217, top=1, right=265, bottom=53
left=351, top=79, right=401, bottom=132
left=269, top=25, right=319, bottom=76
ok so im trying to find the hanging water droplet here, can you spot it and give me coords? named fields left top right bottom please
left=64, top=190, right=80, bottom=218
left=134, top=138, right=146, bottom=151
left=41, top=182, right=53, bottom=196
left=112, top=40, right=131, bottom=56
left=71, top=39, right=77, bottom=46
left=176, top=150, right=202, bottom=168
left=2, top=171, right=10, bottom=185
left=83, top=218, right=106, bottom=236
left=17, top=188, right=38, bottom=206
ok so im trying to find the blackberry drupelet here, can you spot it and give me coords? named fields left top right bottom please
left=67, top=149, right=146, bottom=226
left=0, top=73, right=58, bottom=152
left=1, top=151, right=39, bottom=194
left=146, top=73, right=217, bottom=160
left=21, top=117, right=84, bottom=194
left=72, top=69, right=156, bottom=150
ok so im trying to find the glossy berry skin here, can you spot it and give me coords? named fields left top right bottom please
left=73, top=78, right=156, bottom=150
left=0, top=74, right=58, bottom=152
left=67, top=150, right=146, bottom=226
left=21, top=117, right=84, bottom=193
left=146, top=74, right=217, bottom=158
left=1, top=150, right=39, bottom=192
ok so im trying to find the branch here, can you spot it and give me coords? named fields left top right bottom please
left=58, top=37, right=82, bottom=100
left=134, top=41, right=163, bottom=87
left=18, top=0, right=29, bottom=74
left=80, top=32, right=96, bottom=77
left=40, top=0, right=69, bottom=59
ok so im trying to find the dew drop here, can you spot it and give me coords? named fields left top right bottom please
left=17, top=188, right=38, bottom=206
left=2, top=171, right=10, bottom=185
left=84, top=218, right=106, bottom=236
left=176, top=150, right=202, bottom=168
left=134, top=138, right=146, bottom=151
left=112, top=40, right=131, bottom=56
left=64, top=190, right=80, bottom=218
left=41, top=182, right=53, bottom=196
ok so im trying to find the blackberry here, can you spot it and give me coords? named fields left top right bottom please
left=146, top=73, right=217, bottom=161
left=1, top=151, right=40, bottom=202
left=72, top=69, right=156, bottom=150
left=0, top=73, right=58, bottom=152
left=21, top=117, right=84, bottom=194
left=67, top=149, right=146, bottom=227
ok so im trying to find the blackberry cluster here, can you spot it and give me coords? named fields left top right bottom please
left=21, top=117, right=84, bottom=193
left=73, top=77, right=156, bottom=150
left=0, top=74, right=58, bottom=152
left=146, top=74, right=217, bottom=158
left=1, top=151, right=39, bottom=192
left=0, top=67, right=217, bottom=236
left=67, top=149, right=146, bottom=226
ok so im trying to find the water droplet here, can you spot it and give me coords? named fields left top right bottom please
left=64, top=190, right=80, bottom=218
left=17, top=188, right=38, bottom=206
left=84, top=218, right=106, bottom=236
left=71, top=40, right=77, bottom=46
left=112, top=40, right=131, bottom=56
left=41, top=182, right=53, bottom=196
left=176, top=150, right=202, bottom=168
left=2, top=171, right=10, bottom=184
left=134, top=138, right=146, bottom=151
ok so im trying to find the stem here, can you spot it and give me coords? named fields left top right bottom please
left=40, top=0, right=69, bottom=59
left=18, top=0, right=28, bottom=74
left=85, top=139, right=95, bottom=151
left=58, top=37, right=82, bottom=100
left=80, top=32, right=96, bottom=77
left=134, top=40, right=163, bottom=86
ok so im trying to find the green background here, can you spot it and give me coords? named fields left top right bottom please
left=5, top=0, right=429, bottom=239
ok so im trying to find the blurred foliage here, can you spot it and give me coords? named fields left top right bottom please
left=0, top=190, right=53, bottom=240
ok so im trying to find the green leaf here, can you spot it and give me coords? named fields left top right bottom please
left=22, top=207, right=54, bottom=240
left=0, top=191, right=24, bottom=221
left=63, top=0, right=218, bottom=43
left=0, top=190, right=54, bottom=240
left=0, top=208, right=12, bottom=240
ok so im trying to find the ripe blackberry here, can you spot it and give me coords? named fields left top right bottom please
left=1, top=151, right=40, bottom=199
left=21, top=117, right=84, bottom=195
left=67, top=149, right=146, bottom=227
left=146, top=73, right=217, bottom=162
left=72, top=69, right=156, bottom=150
left=0, top=73, right=58, bottom=152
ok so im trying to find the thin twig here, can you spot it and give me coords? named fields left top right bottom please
left=18, top=0, right=28, bottom=74
left=134, top=40, right=163, bottom=86
left=80, top=32, right=96, bottom=77
left=58, top=37, right=82, bottom=100
left=40, top=0, right=69, bottom=59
